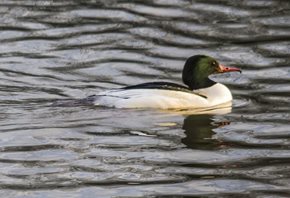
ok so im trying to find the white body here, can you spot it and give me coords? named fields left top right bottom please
left=93, top=83, right=232, bottom=109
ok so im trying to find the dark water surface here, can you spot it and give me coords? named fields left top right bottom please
left=0, top=0, right=290, bottom=197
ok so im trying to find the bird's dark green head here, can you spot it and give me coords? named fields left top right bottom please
left=182, top=55, right=241, bottom=90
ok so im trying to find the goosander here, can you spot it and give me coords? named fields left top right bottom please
left=91, top=55, right=241, bottom=109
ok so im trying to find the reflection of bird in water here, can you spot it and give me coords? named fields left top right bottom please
left=182, top=114, right=230, bottom=150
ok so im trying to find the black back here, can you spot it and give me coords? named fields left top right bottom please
left=123, top=82, right=192, bottom=93
left=122, top=82, right=207, bottom=98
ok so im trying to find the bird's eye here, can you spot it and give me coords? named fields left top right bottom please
left=212, top=61, right=217, bottom=66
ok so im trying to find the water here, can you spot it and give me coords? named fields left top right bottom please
left=0, top=0, right=290, bottom=197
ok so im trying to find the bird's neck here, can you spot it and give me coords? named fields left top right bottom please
left=188, top=78, right=216, bottom=90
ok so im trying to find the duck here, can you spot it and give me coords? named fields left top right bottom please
left=90, top=55, right=241, bottom=109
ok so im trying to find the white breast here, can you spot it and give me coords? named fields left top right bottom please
left=93, top=83, right=232, bottom=109
left=193, top=83, right=233, bottom=107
